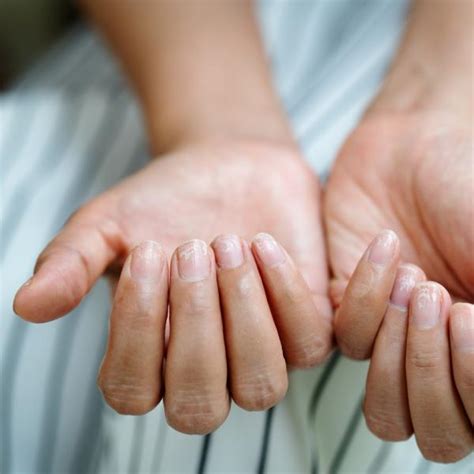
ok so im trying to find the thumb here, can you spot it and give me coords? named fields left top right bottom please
left=13, top=205, right=124, bottom=323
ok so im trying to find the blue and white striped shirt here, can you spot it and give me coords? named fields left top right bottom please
left=1, top=1, right=473, bottom=472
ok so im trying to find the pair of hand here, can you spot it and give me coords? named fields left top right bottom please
left=14, top=111, right=473, bottom=461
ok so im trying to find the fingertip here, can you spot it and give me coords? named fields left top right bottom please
left=127, top=240, right=167, bottom=282
left=172, top=239, right=213, bottom=282
left=398, top=263, right=426, bottom=280
left=367, top=229, right=400, bottom=266
left=251, top=232, right=286, bottom=268
left=13, top=286, right=29, bottom=320
left=389, top=264, right=425, bottom=310
left=211, top=234, right=245, bottom=270
left=13, top=271, right=75, bottom=323
left=131, top=239, right=165, bottom=256
left=13, top=276, right=32, bottom=315
left=450, top=302, right=474, bottom=319
left=449, top=303, right=474, bottom=351
left=378, top=229, right=399, bottom=243
left=438, top=283, right=452, bottom=308
left=411, top=280, right=452, bottom=311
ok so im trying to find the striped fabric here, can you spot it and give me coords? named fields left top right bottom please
left=1, top=1, right=473, bottom=473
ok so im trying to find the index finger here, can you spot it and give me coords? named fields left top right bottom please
left=98, top=241, right=168, bottom=415
left=334, top=230, right=400, bottom=359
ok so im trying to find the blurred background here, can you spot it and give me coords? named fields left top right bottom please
left=0, top=0, right=77, bottom=88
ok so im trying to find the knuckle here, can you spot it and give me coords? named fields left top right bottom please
left=408, top=349, right=442, bottom=372
left=60, top=277, right=85, bottom=311
left=344, top=264, right=385, bottom=307
left=363, top=405, right=412, bottom=441
left=383, top=327, right=406, bottom=351
left=112, top=304, right=157, bottom=331
left=340, top=343, right=370, bottom=361
left=231, top=271, right=258, bottom=300
left=36, top=244, right=90, bottom=307
left=346, top=278, right=374, bottom=301
left=334, top=318, right=373, bottom=361
left=286, top=336, right=332, bottom=369
left=164, top=391, right=228, bottom=435
left=419, top=436, right=471, bottom=463
left=232, top=370, right=288, bottom=411
left=278, top=274, right=309, bottom=307
left=336, top=332, right=371, bottom=360
left=181, top=288, right=216, bottom=315
left=98, top=374, right=159, bottom=415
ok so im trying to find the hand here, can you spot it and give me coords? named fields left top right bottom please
left=13, top=139, right=333, bottom=433
left=324, top=110, right=474, bottom=462
left=324, top=0, right=473, bottom=459
left=337, top=232, right=473, bottom=462
left=325, top=111, right=473, bottom=311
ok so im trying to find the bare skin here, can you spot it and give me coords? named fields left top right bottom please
left=13, top=0, right=333, bottom=434
left=13, top=140, right=333, bottom=432
left=12, top=0, right=473, bottom=461
left=325, top=0, right=474, bottom=462
left=339, top=234, right=473, bottom=463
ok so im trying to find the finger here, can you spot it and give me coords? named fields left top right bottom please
left=250, top=233, right=332, bottom=368
left=406, top=282, right=472, bottom=463
left=106, top=275, right=120, bottom=299
left=13, top=207, right=123, bottom=322
left=364, top=264, right=425, bottom=441
left=97, top=241, right=168, bottom=414
left=211, top=235, right=288, bottom=411
left=164, top=240, right=229, bottom=434
left=335, top=230, right=400, bottom=359
left=449, top=303, right=474, bottom=425
left=279, top=171, right=332, bottom=322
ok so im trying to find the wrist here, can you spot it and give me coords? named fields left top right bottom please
left=368, top=57, right=472, bottom=121
left=145, top=96, right=294, bottom=156
left=113, top=0, right=294, bottom=156
left=367, top=66, right=474, bottom=120
left=367, top=0, right=473, bottom=121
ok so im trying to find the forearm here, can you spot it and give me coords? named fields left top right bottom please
left=80, top=0, right=292, bottom=154
left=370, top=0, right=473, bottom=118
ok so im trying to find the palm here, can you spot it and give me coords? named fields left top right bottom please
left=15, top=140, right=330, bottom=321
left=325, top=112, right=473, bottom=303
left=83, top=141, right=328, bottom=297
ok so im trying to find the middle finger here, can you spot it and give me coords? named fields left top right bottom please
left=165, top=240, right=229, bottom=434
left=212, top=235, right=288, bottom=411
left=406, top=282, right=472, bottom=462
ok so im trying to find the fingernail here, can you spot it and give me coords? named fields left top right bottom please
left=390, top=265, right=418, bottom=309
left=177, top=240, right=210, bottom=281
left=20, top=276, right=34, bottom=289
left=368, top=230, right=398, bottom=265
left=252, top=233, right=285, bottom=267
left=411, top=283, right=441, bottom=329
left=212, top=235, right=244, bottom=269
left=450, top=304, right=474, bottom=352
left=130, top=241, right=163, bottom=282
